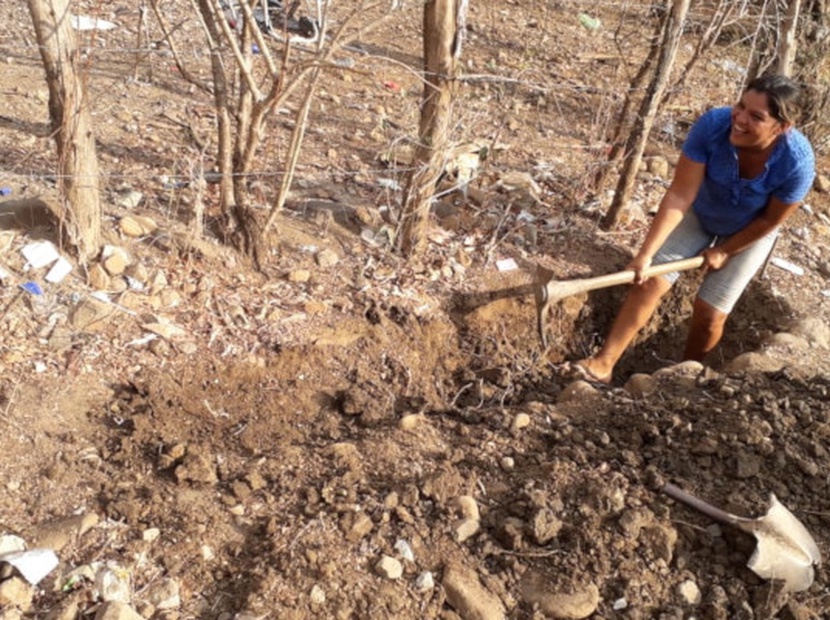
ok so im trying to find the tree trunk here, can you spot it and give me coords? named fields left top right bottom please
left=399, top=0, right=462, bottom=257
left=27, top=0, right=102, bottom=263
left=777, top=0, right=802, bottom=76
left=601, top=0, right=690, bottom=230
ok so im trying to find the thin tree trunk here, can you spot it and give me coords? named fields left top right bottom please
left=777, top=0, right=802, bottom=76
left=399, top=0, right=462, bottom=257
left=602, top=0, right=690, bottom=230
left=27, top=0, right=102, bottom=263
left=591, top=38, right=661, bottom=196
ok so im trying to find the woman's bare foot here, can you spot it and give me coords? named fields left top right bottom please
left=563, top=358, right=613, bottom=384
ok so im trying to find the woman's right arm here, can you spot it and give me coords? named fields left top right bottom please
left=629, top=154, right=706, bottom=282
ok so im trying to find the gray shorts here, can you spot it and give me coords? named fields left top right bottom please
left=653, top=210, right=777, bottom=313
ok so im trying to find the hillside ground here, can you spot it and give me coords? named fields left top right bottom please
left=2, top=1, right=830, bottom=619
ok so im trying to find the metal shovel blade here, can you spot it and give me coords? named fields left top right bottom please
left=662, top=482, right=822, bottom=592
left=745, top=494, right=822, bottom=592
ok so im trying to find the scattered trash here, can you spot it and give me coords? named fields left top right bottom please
left=719, top=59, right=746, bottom=76
left=377, top=178, right=402, bottom=192
left=613, top=597, right=628, bottom=610
left=383, top=80, right=401, bottom=93
left=71, top=14, right=118, bottom=31
left=578, top=13, right=601, bottom=30
left=496, top=258, right=518, bottom=272
left=62, top=574, right=84, bottom=593
left=21, top=241, right=60, bottom=269
left=252, top=43, right=260, bottom=54
left=770, top=257, right=804, bottom=276
left=0, top=265, right=10, bottom=283
left=45, top=256, right=73, bottom=283
left=125, top=334, right=159, bottom=347
left=0, top=187, right=11, bottom=197
left=20, top=281, right=44, bottom=296
left=163, top=181, right=189, bottom=190
left=801, top=203, right=814, bottom=216
left=0, top=548, right=60, bottom=586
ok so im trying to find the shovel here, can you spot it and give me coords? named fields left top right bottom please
left=662, top=482, right=822, bottom=592
left=534, top=256, right=704, bottom=348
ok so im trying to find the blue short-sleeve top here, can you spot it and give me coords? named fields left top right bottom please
left=681, top=107, right=815, bottom=236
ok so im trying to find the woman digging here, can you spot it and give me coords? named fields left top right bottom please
left=568, top=73, right=815, bottom=384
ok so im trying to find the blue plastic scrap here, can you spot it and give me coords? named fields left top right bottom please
left=20, top=281, right=43, bottom=296
left=0, top=187, right=11, bottom=196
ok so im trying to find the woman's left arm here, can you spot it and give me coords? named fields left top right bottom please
left=701, top=196, right=801, bottom=270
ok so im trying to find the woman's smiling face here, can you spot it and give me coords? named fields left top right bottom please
left=730, top=89, right=789, bottom=151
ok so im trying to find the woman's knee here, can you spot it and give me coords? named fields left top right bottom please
left=692, top=297, right=728, bottom=327
left=634, top=275, right=672, bottom=299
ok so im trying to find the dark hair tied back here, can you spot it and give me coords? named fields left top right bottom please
left=744, top=74, right=802, bottom=125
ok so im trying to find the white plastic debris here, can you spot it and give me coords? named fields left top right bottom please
left=45, top=256, right=73, bottom=283
left=0, top=265, right=10, bottom=283
left=71, top=14, right=118, bottom=31
left=0, top=548, right=60, bottom=585
left=770, top=257, right=805, bottom=276
left=613, top=597, right=628, bottom=610
left=21, top=241, right=60, bottom=269
left=377, top=178, right=402, bottom=191
left=496, top=258, right=518, bottom=272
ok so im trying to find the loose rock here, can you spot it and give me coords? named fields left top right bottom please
left=520, top=574, right=599, bottom=620
left=374, top=555, right=403, bottom=580
left=442, top=563, right=506, bottom=620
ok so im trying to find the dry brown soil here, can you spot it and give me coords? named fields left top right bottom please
left=2, top=1, right=830, bottom=619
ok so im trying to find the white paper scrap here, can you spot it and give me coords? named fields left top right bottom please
left=770, top=257, right=804, bottom=276
left=496, top=258, right=518, bottom=272
left=71, top=14, right=118, bottom=31
left=21, top=241, right=60, bottom=269
left=0, top=548, right=59, bottom=585
left=45, top=256, right=73, bottom=283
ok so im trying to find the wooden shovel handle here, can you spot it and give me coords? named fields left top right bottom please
left=545, top=256, right=705, bottom=301
left=661, top=482, right=744, bottom=527
left=581, top=256, right=705, bottom=292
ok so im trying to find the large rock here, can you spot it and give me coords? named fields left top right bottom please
left=788, top=317, right=830, bottom=349
left=70, top=297, right=115, bottom=332
left=623, top=373, right=657, bottom=399
left=0, top=577, right=32, bottom=611
left=724, top=352, right=784, bottom=374
left=558, top=380, right=599, bottom=403
left=31, top=512, right=99, bottom=552
left=762, top=332, right=810, bottom=351
left=520, top=572, right=599, bottom=619
left=653, top=361, right=703, bottom=389
left=442, top=563, right=505, bottom=620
